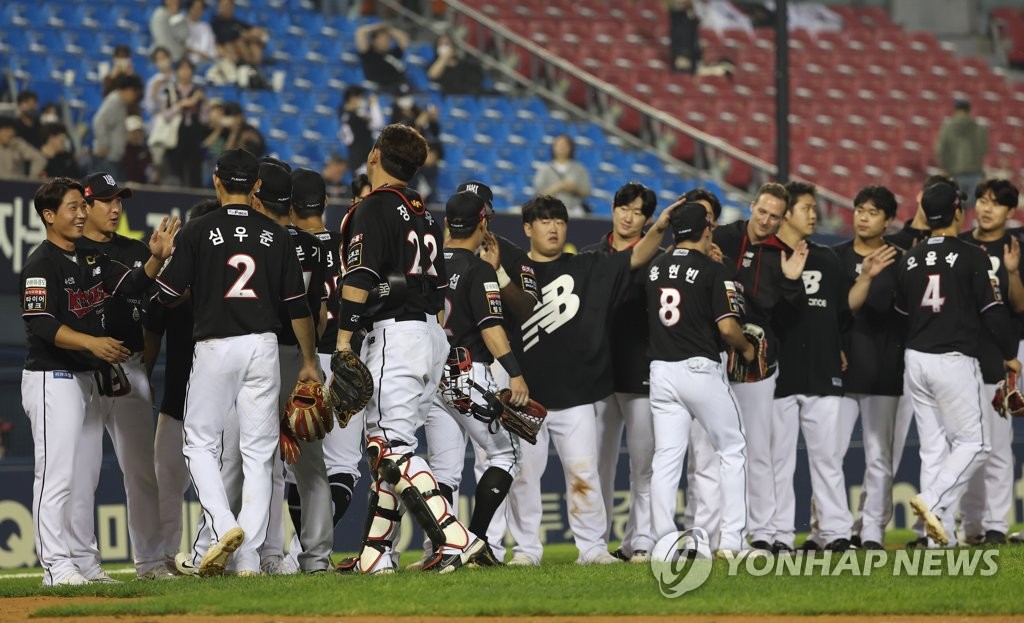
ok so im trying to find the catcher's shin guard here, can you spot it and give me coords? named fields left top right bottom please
left=354, top=479, right=402, bottom=574
left=377, top=452, right=471, bottom=553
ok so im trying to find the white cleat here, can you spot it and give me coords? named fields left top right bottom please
left=199, top=527, right=245, bottom=577
left=577, top=550, right=621, bottom=565
left=507, top=552, right=540, bottom=567
left=138, top=567, right=177, bottom=580
left=910, top=495, right=948, bottom=546
left=47, top=571, right=89, bottom=587
left=174, top=553, right=199, bottom=576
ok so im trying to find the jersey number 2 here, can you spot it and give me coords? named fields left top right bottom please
left=226, top=254, right=257, bottom=299
left=407, top=231, right=438, bottom=276
left=659, top=288, right=681, bottom=326
left=920, top=274, right=945, bottom=313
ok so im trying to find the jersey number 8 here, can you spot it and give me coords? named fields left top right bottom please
left=659, top=287, right=681, bottom=326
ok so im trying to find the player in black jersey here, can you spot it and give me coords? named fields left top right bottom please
left=897, top=181, right=1021, bottom=547
left=831, top=185, right=910, bottom=550
left=21, top=177, right=177, bottom=586
left=157, top=149, right=319, bottom=576
left=335, top=124, right=488, bottom=575
left=958, top=179, right=1023, bottom=545
left=712, top=183, right=808, bottom=552
left=502, top=194, right=675, bottom=566
left=646, top=202, right=752, bottom=557
left=580, top=182, right=658, bottom=563
left=887, top=174, right=960, bottom=252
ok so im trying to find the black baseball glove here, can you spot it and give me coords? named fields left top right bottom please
left=327, top=349, right=374, bottom=428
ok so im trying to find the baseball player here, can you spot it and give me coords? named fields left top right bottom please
left=896, top=181, right=1021, bottom=547
left=502, top=194, right=675, bottom=566
left=646, top=202, right=751, bottom=557
left=157, top=149, right=320, bottom=576
left=68, top=174, right=168, bottom=580
left=21, top=177, right=176, bottom=586
left=146, top=199, right=220, bottom=572
left=712, top=183, right=808, bottom=553
left=831, top=186, right=912, bottom=550
left=579, top=182, right=658, bottom=563
left=957, top=178, right=1023, bottom=545
left=887, top=175, right=955, bottom=253
left=334, top=124, right=488, bottom=574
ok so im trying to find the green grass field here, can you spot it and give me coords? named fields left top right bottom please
left=3, top=530, right=1023, bottom=618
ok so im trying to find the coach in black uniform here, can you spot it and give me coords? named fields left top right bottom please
left=21, top=177, right=176, bottom=586
left=897, top=181, right=1021, bottom=546
left=157, top=148, right=319, bottom=576
left=712, top=182, right=807, bottom=552
left=580, top=182, right=658, bottom=563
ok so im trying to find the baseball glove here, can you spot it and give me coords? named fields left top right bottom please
left=992, top=371, right=1024, bottom=418
left=727, top=323, right=769, bottom=384
left=95, top=363, right=131, bottom=397
left=286, top=380, right=333, bottom=442
left=328, top=349, right=374, bottom=428
left=495, top=389, right=547, bottom=445
left=279, top=427, right=301, bottom=465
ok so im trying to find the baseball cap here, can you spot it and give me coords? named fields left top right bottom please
left=291, top=168, right=327, bottom=211
left=214, top=148, right=259, bottom=186
left=921, top=182, right=962, bottom=225
left=670, top=202, right=712, bottom=240
left=446, top=191, right=487, bottom=232
left=82, top=172, right=133, bottom=202
left=456, top=180, right=493, bottom=216
left=255, top=162, right=292, bottom=204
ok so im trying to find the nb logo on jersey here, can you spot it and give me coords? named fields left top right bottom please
left=522, top=274, right=580, bottom=351
left=801, top=270, right=822, bottom=295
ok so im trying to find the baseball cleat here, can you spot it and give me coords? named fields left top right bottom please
left=906, top=536, right=929, bottom=549
left=850, top=535, right=862, bottom=548
left=199, top=527, right=245, bottom=577
left=174, top=553, right=199, bottom=576
left=507, top=553, right=540, bottom=567
left=87, top=570, right=120, bottom=584
left=825, top=538, right=853, bottom=552
left=749, top=540, right=773, bottom=552
left=48, top=571, right=89, bottom=587
left=1008, top=531, right=1024, bottom=544
left=629, top=550, right=651, bottom=564
left=984, top=530, right=1007, bottom=545
left=771, top=541, right=795, bottom=555
left=909, top=495, right=948, bottom=546
left=138, top=567, right=177, bottom=581
left=610, top=547, right=630, bottom=562
left=466, top=542, right=503, bottom=568
left=577, top=550, right=621, bottom=565
left=861, top=540, right=885, bottom=550
left=424, top=538, right=490, bottom=574
left=798, top=539, right=822, bottom=552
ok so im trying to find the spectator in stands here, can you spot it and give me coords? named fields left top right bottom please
left=14, top=91, right=42, bottom=148
left=666, top=0, right=701, bottom=73
left=39, top=103, right=61, bottom=126
left=322, top=154, right=350, bottom=205
left=144, top=47, right=175, bottom=117
left=92, top=74, right=144, bottom=179
left=186, top=0, right=218, bottom=66
left=123, top=116, right=154, bottom=185
left=355, top=23, right=409, bottom=92
left=338, top=85, right=384, bottom=174
left=0, top=116, right=46, bottom=179
left=390, top=86, right=440, bottom=141
left=212, top=0, right=267, bottom=67
left=935, top=98, right=989, bottom=203
left=533, top=134, right=592, bottom=216
left=427, top=33, right=485, bottom=95
left=102, top=46, right=143, bottom=117
left=157, top=59, right=207, bottom=187
left=38, top=123, right=80, bottom=179
left=209, top=102, right=266, bottom=157
left=150, top=0, right=190, bottom=61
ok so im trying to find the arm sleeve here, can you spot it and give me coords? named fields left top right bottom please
left=281, top=240, right=311, bottom=319
left=594, top=250, right=634, bottom=307
left=22, top=260, right=62, bottom=342
left=470, top=264, right=504, bottom=329
left=101, top=256, right=154, bottom=296
left=156, top=224, right=194, bottom=299
left=974, top=249, right=1005, bottom=314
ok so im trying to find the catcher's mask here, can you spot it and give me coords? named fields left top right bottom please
left=440, top=347, right=503, bottom=427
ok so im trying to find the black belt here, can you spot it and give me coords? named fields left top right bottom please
left=371, top=312, right=430, bottom=329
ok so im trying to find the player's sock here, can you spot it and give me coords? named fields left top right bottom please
left=438, top=482, right=456, bottom=507
left=469, top=467, right=513, bottom=539
left=329, top=473, right=356, bottom=526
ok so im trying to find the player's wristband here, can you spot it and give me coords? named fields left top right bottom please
left=497, top=352, right=522, bottom=378
left=337, top=298, right=367, bottom=333
left=496, top=266, right=511, bottom=289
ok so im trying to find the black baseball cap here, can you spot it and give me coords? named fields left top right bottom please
left=291, top=168, right=327, bottom=211
left=456, top=180, right=494, bottom=216
left=446, top=191, right=487, bottom=232
left=255, top=161, right=292, bottom=204
left=921, top=182, right=962, bottom=225
left=82, top=172, right=133, bottom=202
left=671, top=202, right=712, bottom=241
left=214, top=148, right=259, bottom=186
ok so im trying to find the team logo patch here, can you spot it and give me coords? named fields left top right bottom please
left=24, top=278, right=47, bottom=312
left=66, top=283, right=107, bottom=318
left=487, top=291, right=503, bottom=316
left=347, top=243, right=363, bottom=268
left=52, top=371, right=73, bottom=379
left=484, top=281, right=500, bottom=293
left=724, top=280, right=743, bottom=314
left=521, top=275, right=537, bottom=294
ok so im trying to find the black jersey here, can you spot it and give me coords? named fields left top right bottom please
left=340, top=186, right=446, bottom=321
left=311, top=229, right=342, bottom=354
left=773, top=242, right=848, bottom=398
left=21, top=240, right=152, bottom=371
left=958, top=231, right=1021, bottom=383
left=713, top=220, right=805, bottom=367
left=77, top=234, right=151, bottom=353
left=443, top=247, right=504, bottom=363
left=895, top=236, right=1018, bottom=360
left=832, top=240, right=906, bottom=396
left=582, top=233, right=654, bottom=394
left=511, top=251, right=633, bottom=409
left=145, top=299, right=194, bottom=420
left=278, top=225, right=327, bottom=346
left=156, top=204, right=309, bottom=340
left=645, top=248, right=742, bottom=362
left=496, top=234, right=534, bottom=353
left=886, top=220, right=931, bottom=252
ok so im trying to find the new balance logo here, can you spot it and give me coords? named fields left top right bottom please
left=522, top=274, right=580, bottom=351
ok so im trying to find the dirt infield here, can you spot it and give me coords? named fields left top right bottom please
left=5, top=598, right=1024, bottom=623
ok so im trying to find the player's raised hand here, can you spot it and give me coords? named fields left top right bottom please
left=1004, top=236, right=1021, bottom=274
left=653, top=198, right=685, bottom=234
left=89, top=336, right=131, bottom=364
left=149, top=216, right=182, bottom=260
left=480, top=232, right=501, bottom=270
left=508, top=375, right=529, bottom=407
left=861, top=244, right=898, bottom=279
left=781, top=240, right=809, bottom=279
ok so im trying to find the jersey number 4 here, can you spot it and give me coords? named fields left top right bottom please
left=659, top=287, right=681, bottom=326
left=407, top=231, right=438, bottom=276
left=920, top=274, right=946, bottom=313
left=226, top=254, right=257, bottom=299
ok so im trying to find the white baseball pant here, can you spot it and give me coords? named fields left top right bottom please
left=731, top=370, right=779, bottom=544
left=595, top=392, right=654, bottom=556
left=960, top=383, right=1013, bottom=537
left=649, top=357, right=748, bottom=552
left=682, top=352, right=729, bottom=550
left=479, top=361, right=512, bottom=561
left=154, top=413, right=189, bottom=562
left=904, top=349, right=990, bottom=544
